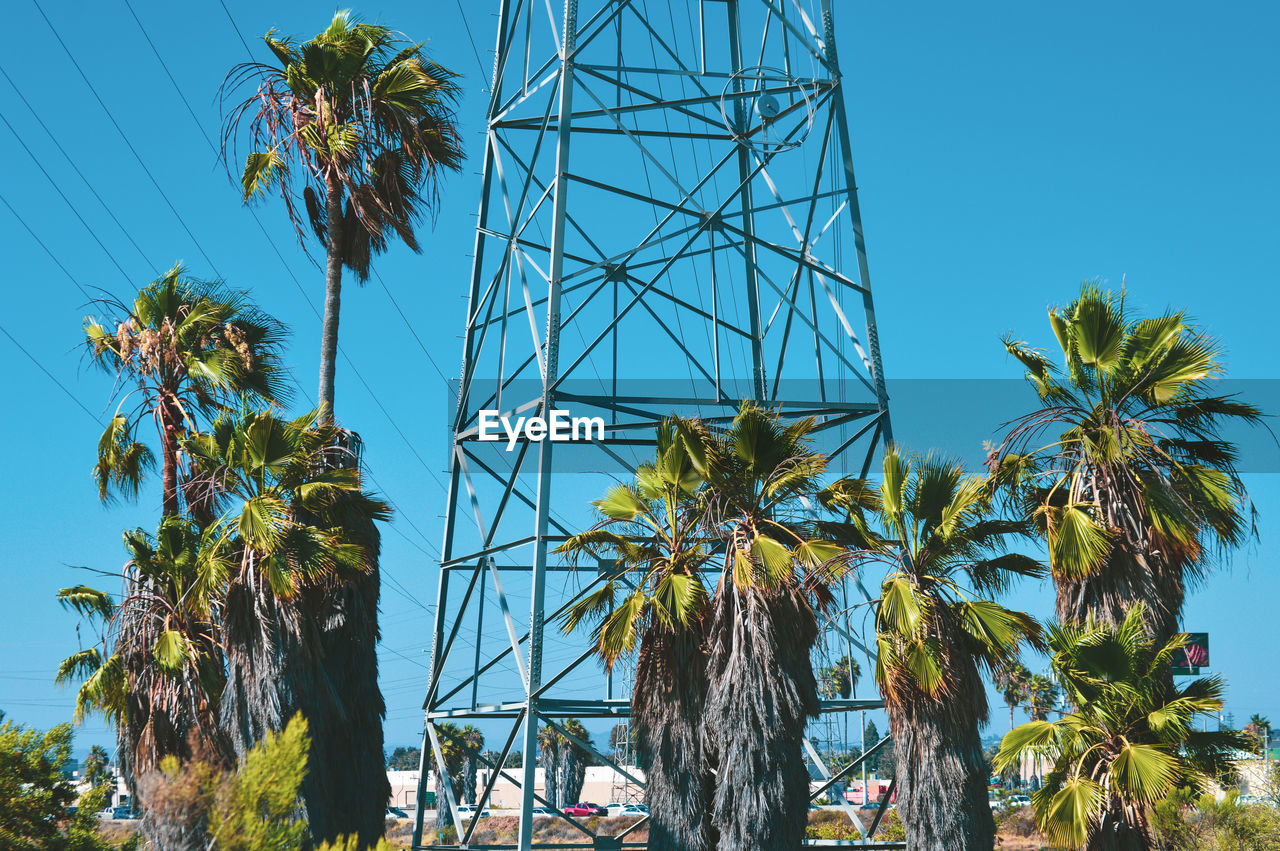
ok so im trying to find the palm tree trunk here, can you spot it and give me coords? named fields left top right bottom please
left=312, top=510, right=388, bottom=845
left=634, top=627, right=714, bottom=851
left=1055, top=542, right=1182, bottom=648
left=703, top=585, right=820, bottom=851
left=540, top=738, right=559, bottom=810
left=887, top=648, right=995, bottom=851
left=319, top=176, right=344, bottom=420
left=159, top=399, right=180, bottom=517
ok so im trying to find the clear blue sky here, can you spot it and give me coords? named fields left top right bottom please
left=1, top=0, right=1277, bottom=757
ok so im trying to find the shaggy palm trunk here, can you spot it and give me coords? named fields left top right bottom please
left=703, top=585, right=820, bottom=851
left=634, top=627, right=714, bottom=851
left=319, top=175, right=344, bottom=419
left=434, top=768, right=460, bottom=831
left=540, top=738, right=560, bottom=809
left=120, top=585, right=230, bottom=850
left=312, top=514, right=388, bottom=844
left=462, top=755, right=477, bottom=806
left=886, top=627, right=995, bottom=851
left=220, top=562, right=352, bottom=839
left=558, top=747, right=586, bottom=809
left=1090, top=802, right=1153, bottom=851
left=1055, top=550, right=1182, bottom=647
left=1057, top=473, right=1183, bottom=648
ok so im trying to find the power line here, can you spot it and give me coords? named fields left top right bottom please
left=0, top=322, right=100, bottom=427
left=0, top=62, right=157, bottom=276
left=0, top=111, right=137, bottom=286
left=30, top=0, right=223, bottom=276
left=453, top=0, right=489, bottom=84
left=0, top=190, right=94, bottom=302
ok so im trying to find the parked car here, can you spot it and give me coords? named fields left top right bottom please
left=617, top=804, right=648, bottom=818
left=386, top=806, right=409, bottom=819
left=531, top=806, right=559, bottom=819
left=563, top=802, right=608, bottom=817
left=112, top=806, right=139, bottom=820
left=1008, top=794, right=1031, bottom=807
left=457, top=805, right=491, bottom=819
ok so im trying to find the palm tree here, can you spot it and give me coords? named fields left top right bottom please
left=994, top=605, right=1253, bottom=851
left=184, top=408, right=389, bottom=844
left=1245, top=714, right=1272, bottom=750
left=431, top=722, right=465, bottom=831
left=1024, top=673, right=1059, bottom=722
left=56, top=519, right=232, bottom=848
left=555, top=419, right=715, bottom=851
left=821, top=448, right=1045, bottom=851
left=697, top=403, right=843, bottom=851
left=818, top=655, right=860, bottom=699
left=224, top=11, right=463, bottom=416
left=84, top=745, right=112, bottom=789
left=223, top=22, right=461, bottom=830
left=84, top=264, right=287, bottom=517
left=992, top=661, right=1030, bottom=734
left=992, top=284, right=1259, bottom=644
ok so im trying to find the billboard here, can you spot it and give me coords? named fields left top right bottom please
left=1172, top=632, right=1210, bottom=675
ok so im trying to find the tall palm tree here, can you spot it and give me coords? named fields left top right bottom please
left=992, top=284, right=1259, bottom=644
left=821, top=448, right=1045, bottom=851
left=992, top=661, right=1030, bottom=734
left=223, top=22, right=461, bottom=831
left=224, top=11, right=463, bottom=416
left=184, top=408, right=389, bottom=844
left=84, top=264, right=287, bottom=517
left=697, top=403, right=842, bottom=851
left=995, top=605, right=1253, bottom=851
left=555, top=419, right=715, bottom=851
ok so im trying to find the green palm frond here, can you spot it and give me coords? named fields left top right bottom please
left=56, top=586, right=115, bottom=621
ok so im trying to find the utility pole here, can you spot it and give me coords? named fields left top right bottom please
left=413, top=1, right=894, bottom=846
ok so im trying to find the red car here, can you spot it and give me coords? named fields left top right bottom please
left=562, top=802, right=608, bottom=817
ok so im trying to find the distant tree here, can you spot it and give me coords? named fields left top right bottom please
left=1245, top=714, right=1272, bottom=750
left=608, top=723, right=636, bottom=763
left=428, top=723, right=465, bottom=830
left=387, top=747, right=421, bottom=771
left=992, top=661, right=1030, bottom=733
left=1025, top=674, right=1060, bottom=722
left=84, top=744, right=113, bottom=789
left=818, top=656, right=861, bottom=700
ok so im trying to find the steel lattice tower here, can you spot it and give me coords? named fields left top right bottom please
left=413, top=1, right=895, bottom=848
